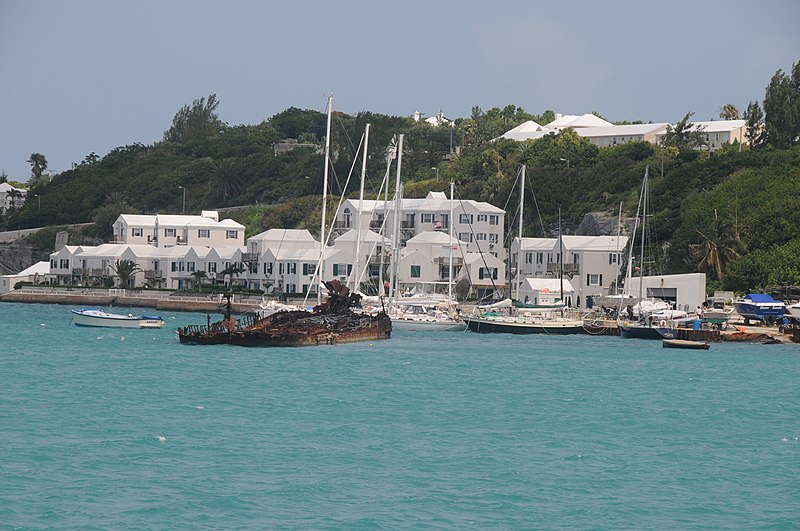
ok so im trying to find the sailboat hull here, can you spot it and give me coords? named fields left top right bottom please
left=466, top=315, right=586, bottom=335
left=618, top=322, right=666, bottom=340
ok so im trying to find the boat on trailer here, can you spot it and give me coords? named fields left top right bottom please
left=71, top=308, right=165, bottom=329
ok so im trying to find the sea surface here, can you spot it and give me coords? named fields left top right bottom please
left=1, top=302, right=799, bottom=529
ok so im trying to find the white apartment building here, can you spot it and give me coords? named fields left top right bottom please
left=576, top=123, right=669, bottom=148
left=332, top=191, right=505, bottom=257
left=112, top=211, right=245, bottom=248
left=511, top=235, right=628, bottom=308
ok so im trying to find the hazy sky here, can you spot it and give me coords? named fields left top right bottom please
left=1, top=0, right=798, bottom=181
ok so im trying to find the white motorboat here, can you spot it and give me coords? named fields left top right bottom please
left=71, top=308, right=165, bottom=329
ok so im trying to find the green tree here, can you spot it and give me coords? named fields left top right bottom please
left=661, top=112, right=707, bottom=152
left=111, top=259, right=142, bottom=288
left=207, top=159, right=242, bottom=201
left=164, top=93, right=224, bottom=143
left=27, top=153, right=48, bottom=183
left=93, top=193, right=139, bottom=240
left=0, top=171, right=7, bottom=184
left=763, top=61, right=800, bottom=149
left=221, top=262, right=246, bottom=287
left=689, top=211, right=744, bottom=285
left=719, top=104, right=740, bottom=120
left=743, top=100, right=765, bottom=147
left=190, top=270, right=208, bottom=291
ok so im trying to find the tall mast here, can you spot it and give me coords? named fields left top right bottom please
left=388, top=134, right=404, bottom=305
left=559, top=205, right=564, bottom=310
left=378, top=139, right=395, bottom=299
left=448, top=180, right=454, bottom=304
left=615, top=201, right=622, bottom=294
left=318, top=95, right=332, bottom=305
left=638, top=167, right=649, bottom=301
left=517, top=165, right=525, bottom=299
left=353, top=123, right=370, bottom=292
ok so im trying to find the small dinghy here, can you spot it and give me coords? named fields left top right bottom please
left=662, top=338, right=710, bottom=350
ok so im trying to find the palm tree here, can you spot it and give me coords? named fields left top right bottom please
left=27, top=153, right=48, bottom=182
left=190, top=270, right=208, bottom=291
left=690, top=211, right=744, bottom=284
left=208, top=159, right=242, bottom=201
left=110, top=259, right=142, bottom=288
left=719, top=104, right=740, bottom=120
left=220, top=262, right=246, bottom=288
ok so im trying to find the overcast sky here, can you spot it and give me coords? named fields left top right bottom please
left=1, top=0, right=798, bottom=181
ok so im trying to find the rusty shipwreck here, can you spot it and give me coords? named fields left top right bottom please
left=178, top=280, right=392, bottom=346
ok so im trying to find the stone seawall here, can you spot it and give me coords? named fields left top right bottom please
left=0, top=291, right=262, bottom=314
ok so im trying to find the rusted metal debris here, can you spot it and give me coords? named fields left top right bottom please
left=178, top=280, right=391, bottom=347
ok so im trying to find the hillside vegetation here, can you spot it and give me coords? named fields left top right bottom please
left=3, top=62, right=799, bottom=293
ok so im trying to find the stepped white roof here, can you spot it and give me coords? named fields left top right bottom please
left=688, top=119, right=746, bottom=133
left=545, top=113, right=614, bottom=129
left=575, top=123, right=669, bottom=138
left=560, top=235, right=628, bottom=251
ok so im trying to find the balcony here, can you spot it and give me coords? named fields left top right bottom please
left=91, top=268, right=108, bottom=277
left=434, top=256, right=464, bottom=267
left=145, top=270, right=165, bottom=280
left=241, top=252, right=259, bottom=262
left=72, top=268, right=89, bottom=276
left=547, top=263, right=580, bottom=277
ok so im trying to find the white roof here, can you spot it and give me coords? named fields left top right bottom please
left=500, top=121, right=550, bottom=141
left=561, top=235, right=629, bottom=252
left=522, top=277, right=575, bottom=293
left=406, top=231, right=453, bottom=245
left=575, top=123, right=669, bottom=138
left=249, top=228, right=316, bottom=243
left=334, top=229, right=385, bottom=243
left=545, top=113, right=613, bottom=129
left=688, top=120, right=746, bottom=133
left=117, top=214, right=155, bottom=225
left=518, top=237, right=555, bottom=251
left=0, top=182, right=26, bottom=193
left=16, top=261, right=50, bottom=276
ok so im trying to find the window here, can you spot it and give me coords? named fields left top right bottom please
left=50, top=259, right=57, bottom=269
left=288, top=262, right=297, bottom=275
left=587, top=274, right=603, bottom=286
left=171, top=261, right=185, bottom=272
left=477, top=214, right=488, bottom=222
left=198, top=229, right=210, bottom=238
left=226, top=230, right=238, bottom=239
left=489, top=215, right=499, bottom=226
left=440, top=214, right=449, bottom=229
left=286, top=284, right=296, bottom=294
left=525, top=252, right=532, bottom=264
left=458, top=232, right=472, bottom=243
left=165, top=228, right=176, bottom=237
left=343, top=207, right=352, bottom=228
left=459, top=213, right=473, bottom=224
left=279, top=263, right=284, bottom=275
left=187, top=261, right=196, bottom=272
left=476, top=233, right=487, bottom=241
left=132, top=228, right=143, bottom=237
left=303, top=263, right=316, bottom=276
left=479, top=267, right=498, bottom=280
left=333, top=264, right=351, bottom=276
left=609, top=253, right=620, bottom=265
left=59, top=259, right=69, bottom=269
left=207, top=262, right=217, bottom=273
left=536, top=252, right=544, bottom=265
left=489, top=233, right=498, bottom=244
left=410, top=265, right=421, bottom=278
left=421, top=213, right=434, bottom=224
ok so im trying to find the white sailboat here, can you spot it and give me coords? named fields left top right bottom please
left=617, top=166, right=685, bottom=339
left=466, top=165, right=585, bottom=335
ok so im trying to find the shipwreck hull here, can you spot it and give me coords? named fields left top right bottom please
left=179, top=310, right=392, bottom=347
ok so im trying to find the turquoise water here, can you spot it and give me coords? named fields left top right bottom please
left=1, top=302, right=799, bottom=529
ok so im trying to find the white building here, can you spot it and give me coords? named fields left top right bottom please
left=624, top=273, right=707, bottom=313
left=0, top=261, right=49, bottom=293
left=576, top=123, right=669, bottom=148
left=0, top=182, right=27, bottom=212
left=332, top=191, right=505, bottom=258
left=112, top=211, right=245, bottom=248
left=511, top=235, right=628, bottom=308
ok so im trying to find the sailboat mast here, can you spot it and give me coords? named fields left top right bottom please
left=353, top=123, right=370, bottom=292
left=318, top=95, right=333, bottom=305
left=615, top=201, right=622, bottom=294
left=388, top=134, right=404, bottom=304
left=559, top=206, right=564, bottom=309
left=517, top=165, right=525, bottom=300
left=448, top=181, right=454, bottom=304
left=638, top=167, right=649, bottom=301
left=378, top=140, right=394, bottom=299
